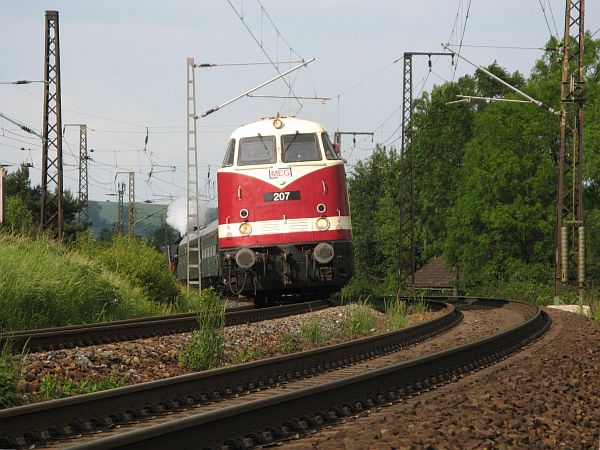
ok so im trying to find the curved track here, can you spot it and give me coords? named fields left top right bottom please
left=0, top=301, right=328, bottom=353
left=0, top=299, right=459, bottom=449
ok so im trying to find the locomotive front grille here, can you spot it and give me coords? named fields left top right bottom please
left=287, top=218, right=309, bottom=232
left=255, top=219, right=310, bottom=235
left=257, top=222, right=281, bottom=234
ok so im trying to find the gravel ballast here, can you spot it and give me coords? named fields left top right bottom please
left=18, top=304, right=439, bottom=400
left=281, top=308, right=600, bottom=449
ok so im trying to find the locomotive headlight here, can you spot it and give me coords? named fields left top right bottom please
left=239, top=222, right=252, bottom=236
left=315, top=217, right=330, bottom=231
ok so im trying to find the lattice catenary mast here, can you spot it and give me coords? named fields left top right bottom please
left=398, top=52, right=453, bottom=290
left=117, top=182, right=126, bottom=235
left=128, top=172, right=135, bottom=236
left=555, top=0, right=586, bottom=302
left=40, top=10, right=64, bottom=240
left=65, top=124, right=89, bottom=227
left=186, top=58, right=202, bottom=292
left=78, top=125, right=89, bottom=226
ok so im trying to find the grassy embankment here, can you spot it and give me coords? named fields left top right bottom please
left=0, top=231, right=198, bottom=409
left=0, top=233, right=188, bottom=333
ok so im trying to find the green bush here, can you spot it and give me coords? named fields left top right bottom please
left=0, top=234, right=168, bottom=331
left=3, top=196, right=33, bottom=233
left=341, top=303, right=376, bottom=337
left=339, top=276, right=380, bottom=300
left=300, top=317, right=326, bottom=346
left=75, top=234, right=183, bottom=306
left=180, top=289, right=225, bottom=371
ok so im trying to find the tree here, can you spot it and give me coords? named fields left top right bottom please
left=412, top=74, right=477, bottom=262
left=146, top=222, right=179, bottom=251
left=2, top=164, right=84, bottom=240
left=3, top=196, right=33, bottom=232
left=348, top=146, right=400, bottom=282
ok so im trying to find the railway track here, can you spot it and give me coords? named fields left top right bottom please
left=0, top=299, right=459, bottom=449
left=0, top=297, right=550, bottom=450
left=0, top=301, right=328, bottom=353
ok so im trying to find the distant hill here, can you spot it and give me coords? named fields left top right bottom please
left=88, top=200, right=171, bottom=237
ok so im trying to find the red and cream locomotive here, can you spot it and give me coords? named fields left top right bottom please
left=177, top=116, right=354, bottom=304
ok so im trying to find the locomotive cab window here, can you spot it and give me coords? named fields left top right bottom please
left=238, top=135, right=277, bottom=165
left=322, top=133, right=340, bottom=160
left=282, top=133, right=322, bottom=163
left=222, top=139, right=235, bottom=167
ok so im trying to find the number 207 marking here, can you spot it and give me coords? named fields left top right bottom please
left=263, top=191, right=301, bottom=202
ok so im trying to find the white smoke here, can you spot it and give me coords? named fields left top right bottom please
left=166, top=196, right=208, bottom=235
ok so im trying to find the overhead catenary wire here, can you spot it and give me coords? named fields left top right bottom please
left=199, top=58, right=315, bottom=117
left=540, top=0, right=560, bottom=38
left=441, top=43, right=558, bottom=115
left=195, top=60, right=305, bottom=67
left=445, top=43, right=554, bottom=51
left=0, top=80, right=45, bottom=85
left=0, top=81, right=193, bottom=206
left=225, top=0, right=304, bottom=109
left=451, top=0, right=473, bottom=81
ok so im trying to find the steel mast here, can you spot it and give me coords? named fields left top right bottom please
left=128, top=172, right=135, bottom=236
left=555, top=0, right=586, bottom=302
left=40, top=10, right=64, bottom=240
left=186, top=58, right=202, bottom=292
left=398, top=52, right=452, bottom=291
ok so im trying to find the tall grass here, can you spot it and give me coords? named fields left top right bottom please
left=300, top=317, right=326, bottom=346
left=180, top=289, right=225, bottom=371
left=0, top=341, right=22, bottom=409
left=384, top=299, right=408, bottom=330
left=0, top=234, right=170, bottom=332
left=36, top=375, right=125, bottom=401
left=408, top=293, right=429, bottom=315
left=341, top=302, right=375, bottom=337
left=75, top=234, right=184, bottom=306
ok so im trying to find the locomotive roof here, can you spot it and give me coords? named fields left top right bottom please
left=230, top=116, right=327, bottom=140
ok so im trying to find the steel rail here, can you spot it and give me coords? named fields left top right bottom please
left=0, top=301, right=327, bottom=353
left=63, top=298, right=548, bottom=450
left=0, top=300, right=459, bottom=449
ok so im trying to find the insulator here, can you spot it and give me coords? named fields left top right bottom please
left=561, top=226, right=568, bottom=283
left=578, top=227, right=585, bottom=285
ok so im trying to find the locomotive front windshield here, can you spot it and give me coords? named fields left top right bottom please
left=222, top=139, right=235, bottom=167
left=238, top=135, right=277, bottom=165
left=282, top=133, right=321, bottom=162
left=321, top=133, right=340, bottom=160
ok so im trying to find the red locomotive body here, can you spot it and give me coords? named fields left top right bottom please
left=216, top=116, right=353, bottom=303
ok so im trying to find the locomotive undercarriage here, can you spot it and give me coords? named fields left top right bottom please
left=220, top=240, right=353, bottom=304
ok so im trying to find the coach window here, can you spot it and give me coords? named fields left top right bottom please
left=238, top=135, right=277, bottom=165
left=321, top=133, right=340, bottom=160
left=282, top=132, right=321, bottom=162
left=222, top=139, right=235, bottom=167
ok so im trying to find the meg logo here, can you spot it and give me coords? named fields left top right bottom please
left=269, top=167, right=292, bottom=179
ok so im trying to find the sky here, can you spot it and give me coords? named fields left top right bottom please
left=1, top=1, right=598, bottom=207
